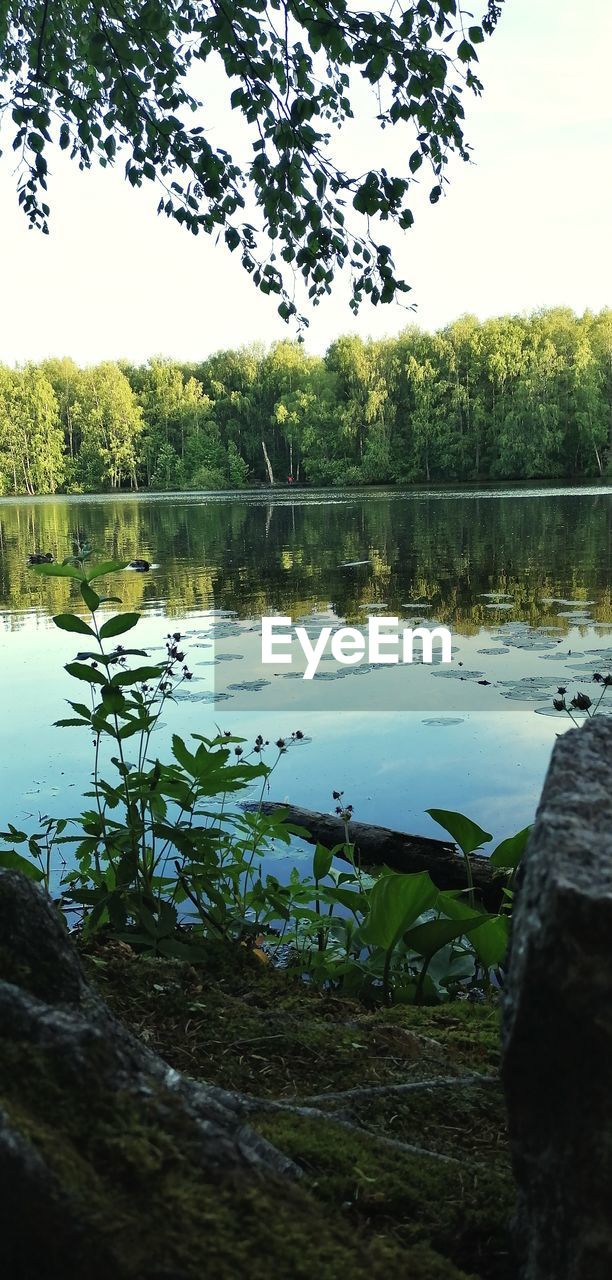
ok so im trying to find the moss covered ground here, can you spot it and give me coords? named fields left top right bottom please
left=78, top=938, right=515, bottom=1279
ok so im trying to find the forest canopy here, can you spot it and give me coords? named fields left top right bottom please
left=1, top=0, right=502, bottom=322
left=0, top=308, right=611, bottom=495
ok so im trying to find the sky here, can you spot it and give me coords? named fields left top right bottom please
left=0, top=0, right=610, bottom=365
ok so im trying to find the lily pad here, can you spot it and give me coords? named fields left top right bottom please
left=421, top=717, right=465, bottom=726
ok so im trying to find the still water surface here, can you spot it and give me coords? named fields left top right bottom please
left=1, top=485, right=611, bottom=857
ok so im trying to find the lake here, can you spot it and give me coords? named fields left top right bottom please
left=1, top=484, right=611, bottom=865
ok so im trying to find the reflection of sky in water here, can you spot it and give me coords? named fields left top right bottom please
left=1, top=485, right=611, bottom=864
left=1, top=607, right=607, bottom=857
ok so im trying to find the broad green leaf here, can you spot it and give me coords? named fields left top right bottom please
left=31, top=562, right=84, bottom=580
left=471, top=915, right=510, bottom=969
left=491, top=826, right=531, bottom=870
left=313, top=843, right=333, bottom=881
left=437, top=893, right=509, bottom=967
left=360, top=871, right=438, bottom=950
left=321, top=885, right=368, bottom=914
left=54, top=717, right=90, bottom=727
left=53, top=613, right=96, bottom=636
left=65, top=662, right=106, bottom=685
left=0, top=849, right=44, bottom=881
left=80, top=580, right=100, bottom=612
left=85, top=560, right=128, bottom=580
left=101, top=684, right=130, bottom=714
left=404, top=914, right=494, bottom=961
left=171, top=734, right=197, bottom=775
left=426, top=808, right=492, bottom=855
left=111, top=665, right=165, bottom=687
left=99, top=612, right=140, bottom=639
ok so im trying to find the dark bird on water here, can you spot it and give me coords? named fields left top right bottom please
left=128, top=559, right=151, bottom=572
left=28, top=552, right=54, bottom=565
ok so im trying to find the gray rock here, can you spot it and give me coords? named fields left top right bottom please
left=502, top=717, right=612, bottom=1280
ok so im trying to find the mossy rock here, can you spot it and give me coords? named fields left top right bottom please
left=0, top=875, right=514, bottom=1280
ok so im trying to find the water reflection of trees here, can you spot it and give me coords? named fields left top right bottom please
left=1, top=492, right=611, bottom=634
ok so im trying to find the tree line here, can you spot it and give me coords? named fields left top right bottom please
left=0, top=307, right=610, bottom=496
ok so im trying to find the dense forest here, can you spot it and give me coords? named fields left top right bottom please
left=0, top=306, right=611, bottom=496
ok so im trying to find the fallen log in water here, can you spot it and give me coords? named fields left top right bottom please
left=254, top=802, right=506, bottom=911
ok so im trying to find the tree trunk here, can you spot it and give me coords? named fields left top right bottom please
left=262, top=439, right=274, bottom=485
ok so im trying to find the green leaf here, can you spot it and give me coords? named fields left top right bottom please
left=437, top=893, right=510, bottom=969
left=53, top=613, right=96, bottom=636
left=80, top=580, right=100, bottom=612
left=85, top=560, right=128, bottom=581
left=65, top=661, right=106, bottom=685
left=171, top=734, right=197, bottom=775
left=54, top=717, right=90, bottom=727
left=31, top=561, right=85, bottom=580
left=490, top=826, right=531, bottom=870
left=470, top=915, right=509, bottom=969
left=426, top=809, right=492, bottom=855
left=99, top=612, right=140, bottom=639
left=0, top=849, right=44, bottom=881
left=101, top=684, right=130, bottom=714
left=468, top=25, right=485, bottom=43
left=361, top=872, right=438, bottom=950
left=404, top=914, right=494, bottom=961
left=457, top=38, right=476, bottom=61
left=111, top=665, right=165, bottom=687
left=313, top=843, right=333, bottom=881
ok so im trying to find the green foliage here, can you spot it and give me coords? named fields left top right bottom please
left=2, top=308, right=612, bottom=495
left=3, top=557, right=528, bottom=1005
left=1, top=1, right=503, bottom=324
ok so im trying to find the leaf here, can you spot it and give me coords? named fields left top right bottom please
left=85, top=560, right=128, bottom=581
left=53, top=613, right=96, bottom=636
left=99, top=613, right=140, bottom=639
left=470, top=915, right=509, bottom=969
left=426, top=809, right=492, bottom=855
left=457, top=38, right=476, bottom=61
left=80, top=580, right=100, bottom=612
left=313, top=843, right=333, bottom=881
left=0, top=849, right=44, bottom=881
left=54, top=717, right=91, bottom=727
left=171, top=734, right=197, bottom=775
left=31, top=561, right=85, bottom=580
left=101, top=684, right=130, bottom=714
left=404, top=914, right=494, bottom=961
left=65, top=662, right=106, bottom=685
left=111, top=665, right=165, bottom=687
left=437, top=893, right=510, bottom=969
left=490, top=826, right=531, bottom=870
left=360, top=872, right=438, bottom=950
